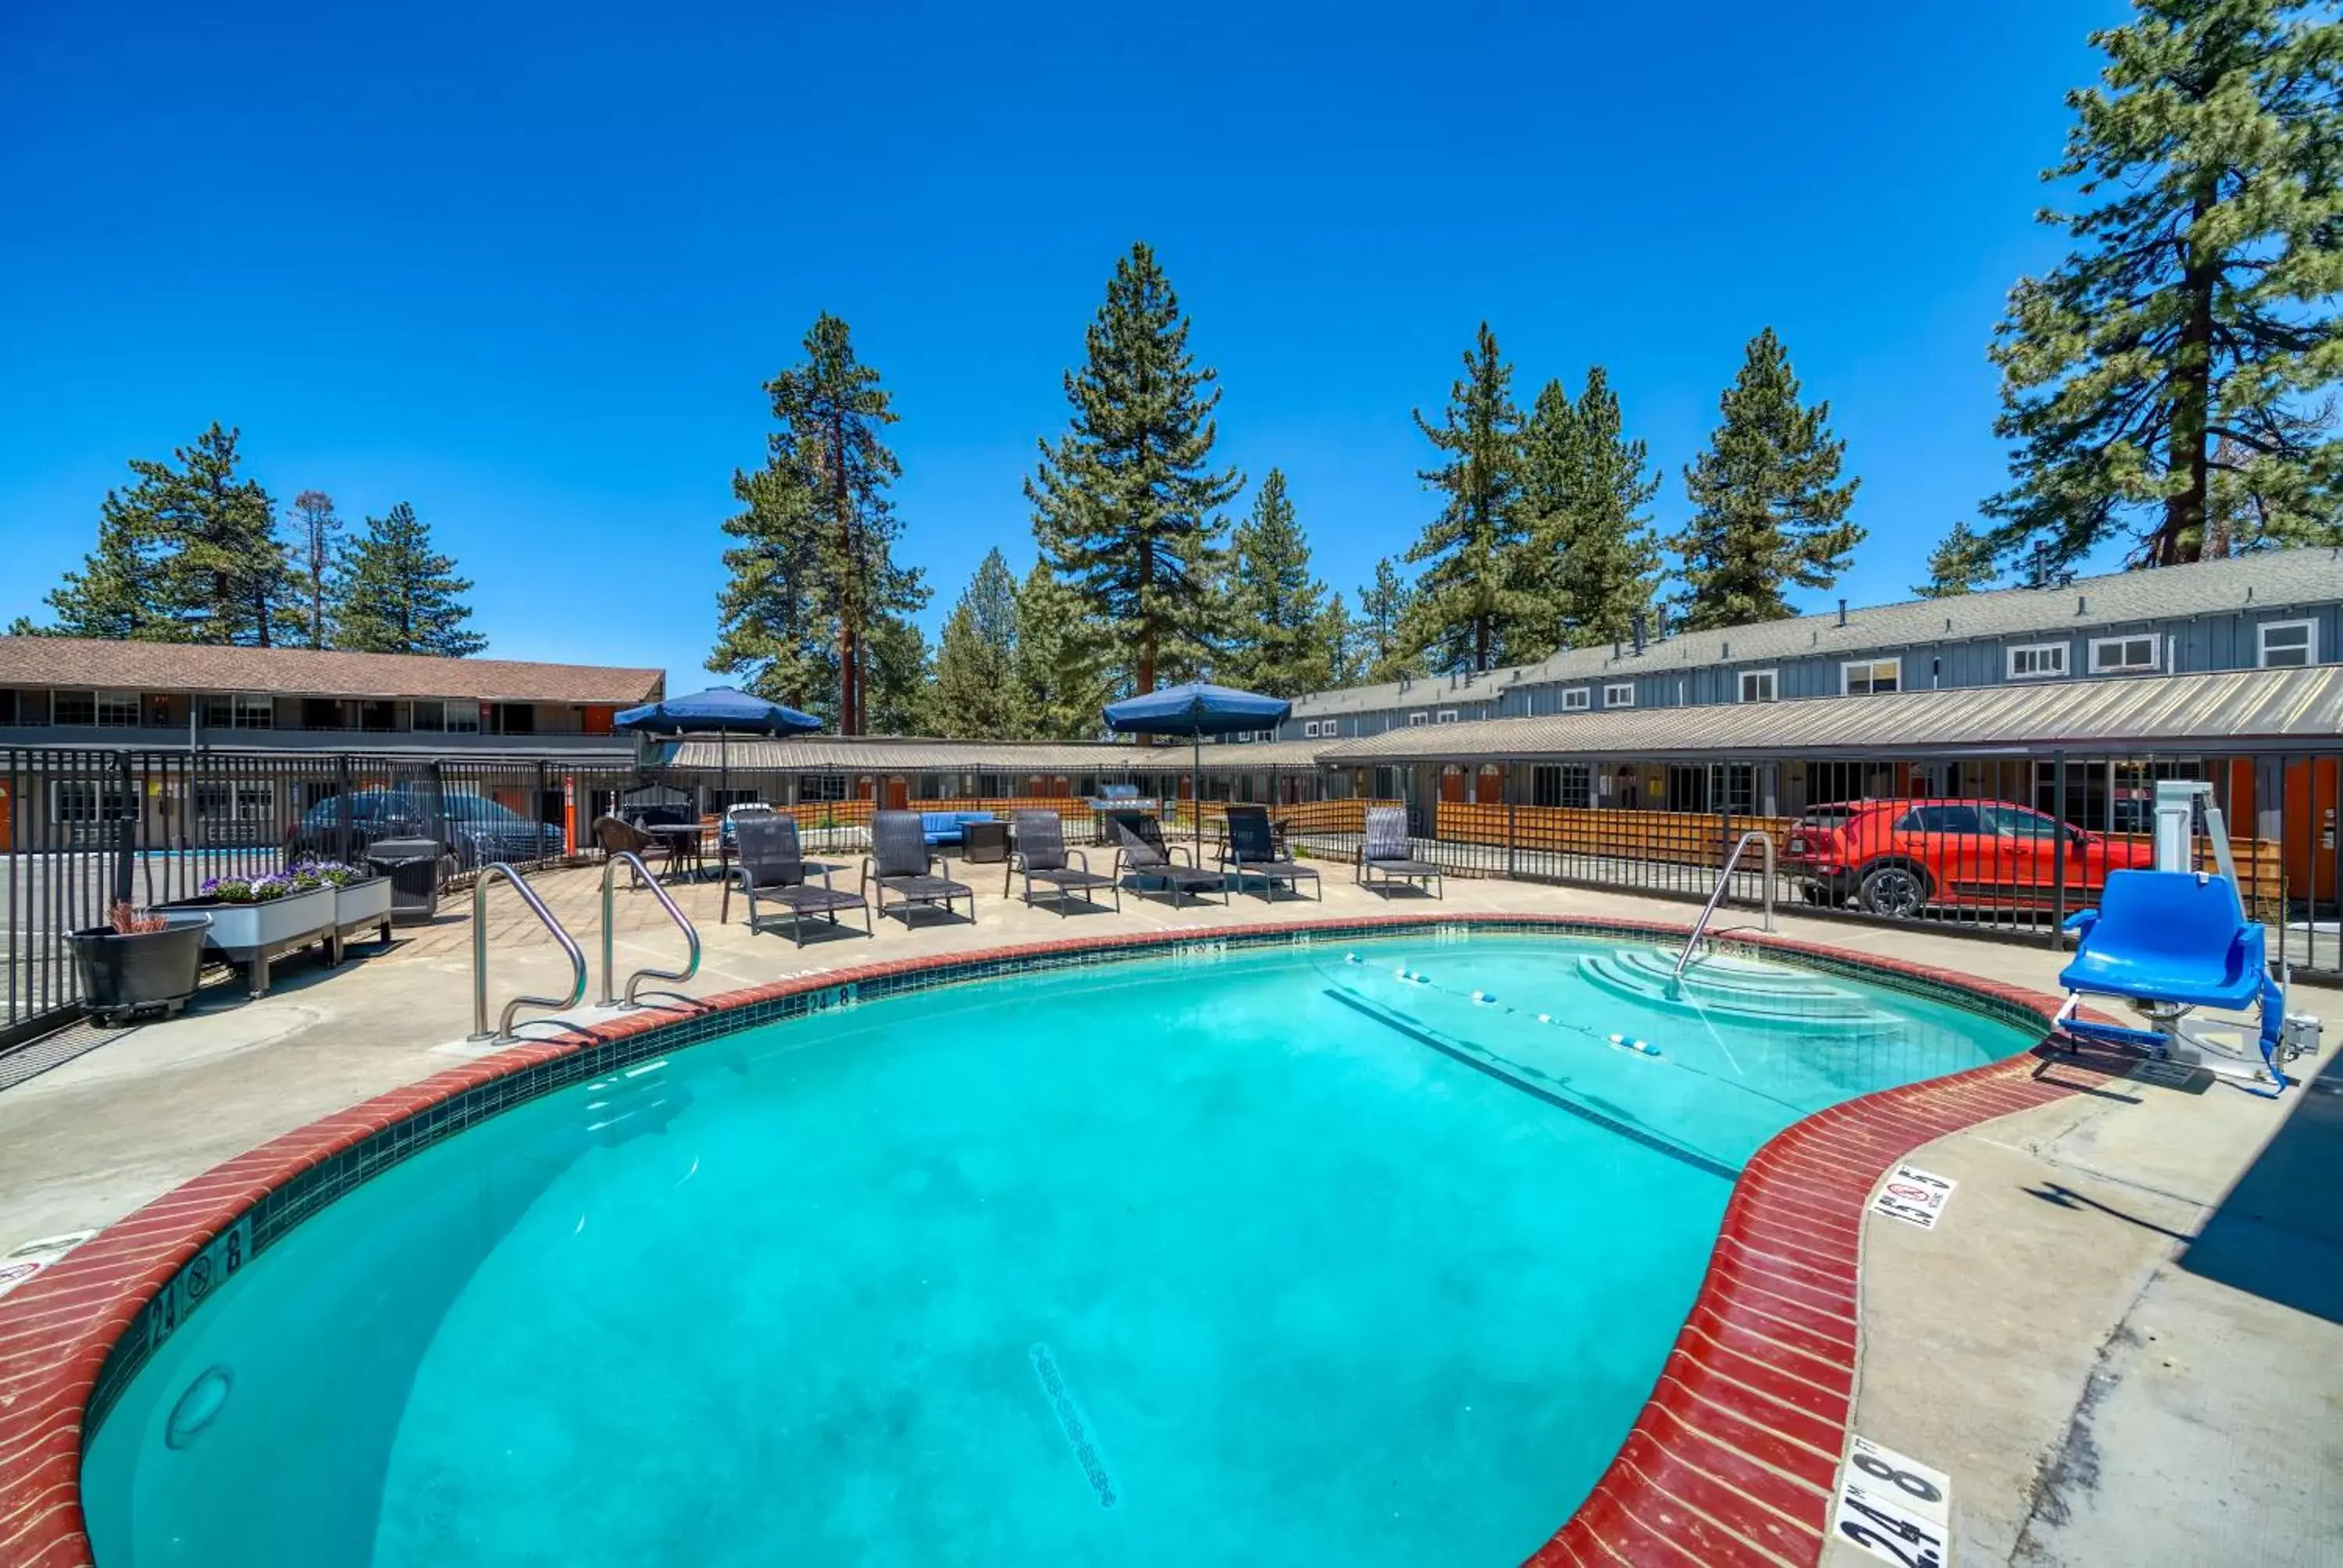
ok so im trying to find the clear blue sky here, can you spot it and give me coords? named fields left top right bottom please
left=0, top=0, right=2120, bottom=689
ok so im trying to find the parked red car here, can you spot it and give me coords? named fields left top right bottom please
left=1784, top=798, right=2157, bottom=918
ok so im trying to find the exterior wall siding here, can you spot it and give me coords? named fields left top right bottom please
left=1281, top=602, right=2343, bottom=739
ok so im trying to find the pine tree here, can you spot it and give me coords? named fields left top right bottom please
left=1517, top=367, right=1661, bottom=652
left=143, top=424, right=292, bottom=645
left=760, top=313, right=926, bottom=735
left=330, top=503, right=487, bottom=657
left=861, top=615, right=935, bottom=736
left=1672, top=329, right=1863, bottom=630
left=932, top=548, right=1031, bottom=738
left=1218, top=469, right=1332, bottom=697
left=1985, top=0, right=2343, bottom=569
left=27, top=485, right=166, bottom=640
left=1357, top=557, right=1417, bottom=682
left=709, top=461, right=831, bottom=711
left=1013, top=561, right=1113, bottom=739
left=1029, top=242, right=1243, bottom=697
left=1915, top=521, right=2000, bottom=597
left=290, top=490, right=341, bottom=648
left=1316, top=593, right=1359, bottom=689
left=1401, top=323, right=1535, bottom=672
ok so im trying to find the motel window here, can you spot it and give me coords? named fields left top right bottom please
left=52, top=691, right=96, bottom=726
left=51, top=781, right=134, bottom=823
left=1407, top=711, right=1428, bottom=726
left=2088, top=635, right=2159, bottom=675
left=1560, top=688, right=1590, bottom=711
left=2006, top=643, right=2067, bottom=679
left=802, top=774, right=849, bottom=803
left=1531, top=763, right=1592, bottom=809
left=95, top=690, right=139, bottom=726
left=1435, top=710, right=1458, bottom=725
left=2259, top=619, right=2317, bottom=668
left=1302, top=720, right=1319, bottom=738
left=194, top=781, right=276, bottom=825
left=202, top=694, right=274, bottom=729
left=1842, top=658, right=1900, bottom=696
left=412, top=700, right=480, bottom=734
left=1604, top=683, right=1635, bottom=708
left=0, top=690, right=15, bottom=726
left=1737, top=669, right=1778, bottom=704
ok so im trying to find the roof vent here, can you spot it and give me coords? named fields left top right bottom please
left=1721, top=640, right=1731, bottom=658
left=1837, top=597, right=1847, bottom=627
left=1945, top=616, right=1953, bottom=633
left=2247, top=585, right=2256, bottom=602
left=1631, top=611, right=1647, bottom=655
left=2077, top=593, right=2088, bottom=615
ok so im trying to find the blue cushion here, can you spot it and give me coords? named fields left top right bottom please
left=2059, top=870, right=2265, bottom=1011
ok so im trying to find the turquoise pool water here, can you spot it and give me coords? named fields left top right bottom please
left=84, top=933, right=2038, bottom=1567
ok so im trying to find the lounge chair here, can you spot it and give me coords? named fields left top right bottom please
left=722, top=815, right=871, bottom=946
left=1111, top=816, right=1227, bottom=909
left=861, top=809, right=978, bottom=925
left=1004, top=810, right=1122, bottom=915
left=1220, top=804, right=1320, bottom=902
left=1357, top=805, right=1443, bottom=897
left=591, top=814, right=672, bottom=889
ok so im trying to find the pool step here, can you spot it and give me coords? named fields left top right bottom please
left=1578, top=949, right=1899, bottom=1028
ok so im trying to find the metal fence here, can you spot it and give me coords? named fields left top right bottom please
left=1379, top=747, right=2343, bottom=982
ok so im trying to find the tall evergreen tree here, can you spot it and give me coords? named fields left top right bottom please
left=932, top=548, right=1031, bottom=739
left=1218, top=469, right=1332, bottom=697
left=149, top=424, right=291, bottom=645
left=709, top=462, right=830, bottom=711
left=1029, top=242, right=1243, bottom=697
left=331, top=503, right=487, bottom=657
left=290, top=490, right=341, bottom=648
left=1985, top=0, right=2343, bottom=569
left=1013, top=561, right=1113, bottom=739
left=1671, top=329, right=1863, bottom=630
left=1316, top=593, right=1359, bottom=689
left=759, top=313, right=925, bottom=735
left=861, top=614, right=935, bottom=736
left=1356, top=557, right=1417, bottom=682
left=23, top=483, right=166, bottom=640
left=1915, top=521, right=2000, bottom=597
left=1401, top=323, right=1535, bottom=672
left=1517, top=367, right=1662, bottom=652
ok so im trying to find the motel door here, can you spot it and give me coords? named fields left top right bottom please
left=884, top=777, right=909, bottom=811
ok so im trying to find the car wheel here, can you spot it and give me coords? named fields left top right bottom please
left=1858, top=862, right=1931, bottom=918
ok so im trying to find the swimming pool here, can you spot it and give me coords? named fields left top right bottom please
left=79, top=928, right=2042, bottom=1567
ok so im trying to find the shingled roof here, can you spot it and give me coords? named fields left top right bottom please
left=0, top=637, right=664, bottom=705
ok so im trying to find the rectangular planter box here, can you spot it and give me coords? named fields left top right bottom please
left=162, top=885, right=335, bottom=998
left=333, top=875, right=394, bottom=931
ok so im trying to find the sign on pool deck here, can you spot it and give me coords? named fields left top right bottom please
left=1870, top=1164, right=1956, bottom=1231
left=1833, top=1434, right=1952, bottom=1568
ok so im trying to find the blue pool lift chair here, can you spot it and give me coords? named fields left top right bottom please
left=2056, top=868, right=2298, bottom=1093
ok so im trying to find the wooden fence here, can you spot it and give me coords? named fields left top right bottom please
left=1436, top=802, right=1793, bottom=868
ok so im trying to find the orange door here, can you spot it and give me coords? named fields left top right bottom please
left=885, top=777, right=909, bottom=811
left=1439, top=769, right=1466, bottom=804
left=2282, top=758, right=2338, bottom=901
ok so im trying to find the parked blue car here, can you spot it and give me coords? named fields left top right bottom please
left=291, top=789, right=564, bottom=865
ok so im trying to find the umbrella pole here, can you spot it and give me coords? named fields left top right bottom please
left=1191, top=728, right=1201, bottom=853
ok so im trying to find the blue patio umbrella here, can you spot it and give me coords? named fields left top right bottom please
left=1102, top=681, right=1293, bottom=846
left=614, top=686, right=821, bottom=805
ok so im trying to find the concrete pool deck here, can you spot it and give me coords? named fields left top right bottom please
left=1, top=863, right=2335, bottom=1566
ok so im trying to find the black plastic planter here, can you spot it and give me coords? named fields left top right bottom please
left=66, top=914, right=212, bottom=1025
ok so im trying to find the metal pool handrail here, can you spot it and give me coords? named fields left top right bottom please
left=1670, top=830, right=1778, bottom=989
left=598, top=851, right=701, bottom=1009
left=470, top=862, right=587, bottom=1043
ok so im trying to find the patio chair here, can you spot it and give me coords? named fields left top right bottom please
left=1357, top=805, right=1443, bottom=898
left=1220, top=804, right=1320, bottom=902
left=591, top=814, right=671, bottom=889
left=722, top=815, right=871, bottom=947
left=1004, top=810, right=1122, bottom=916
left=861, top=810, right=978, bottom=925
left=1111, top=816, right=1228, bottom=909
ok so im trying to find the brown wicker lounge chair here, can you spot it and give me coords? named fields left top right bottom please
left=1112, top=816, right=1227, bottom=908
left=1221, top=804, right=1320, bottom=901
left=861, top=810, right=977, bottom=925
left=1004, top=810, right=1122, bottom=915
left=723, top=815, right=871, bottom=946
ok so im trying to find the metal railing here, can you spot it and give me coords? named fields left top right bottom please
left=1671, top=831, right=1778, bottom=986
left=470, top=863, right=587, bottom=1044
left=598, top=851, right=700, bottom=1008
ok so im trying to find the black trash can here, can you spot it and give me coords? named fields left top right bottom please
left=366, top=837, right=446, bottom=925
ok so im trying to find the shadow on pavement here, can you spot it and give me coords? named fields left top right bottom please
left=2175, top=1047, right=2343, bottom=1324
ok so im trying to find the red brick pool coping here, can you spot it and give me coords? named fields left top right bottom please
left=0, top=913, right=2122, bottom=1567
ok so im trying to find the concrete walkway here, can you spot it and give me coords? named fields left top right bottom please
left=1, top=857, right=2334, bottom=1566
